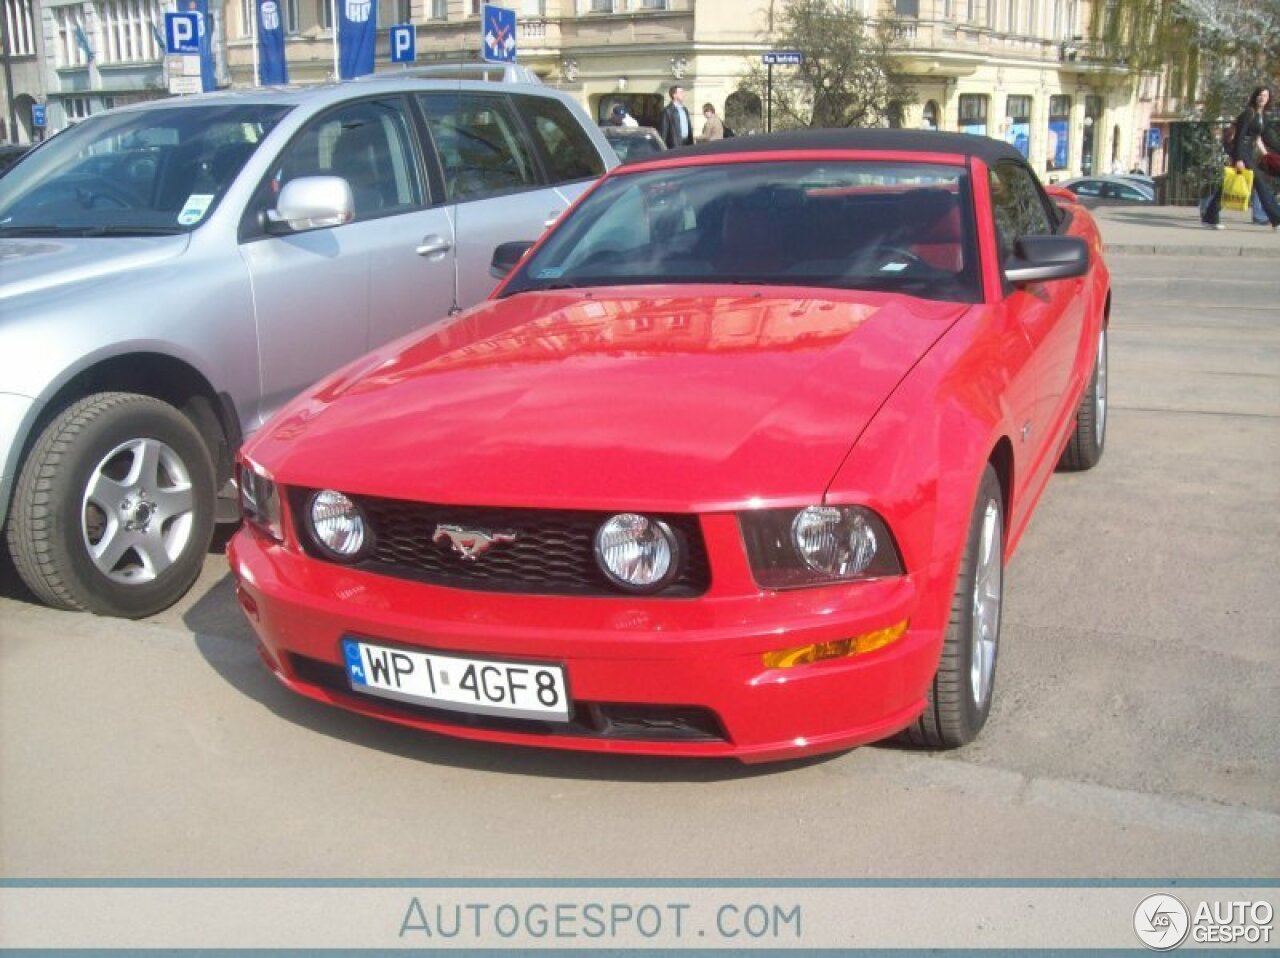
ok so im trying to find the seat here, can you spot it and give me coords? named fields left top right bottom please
left=900, top=189, right=963, bottom=272
left=329, top=122, right=391, bottom=217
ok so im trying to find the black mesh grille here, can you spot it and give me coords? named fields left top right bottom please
left=292, top=491, right=711, bottom=597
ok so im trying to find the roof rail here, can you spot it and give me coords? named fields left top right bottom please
left=362, top=62, right=543, bottom=85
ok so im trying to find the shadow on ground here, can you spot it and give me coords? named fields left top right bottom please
left=182, top=566, right=849, bottom=785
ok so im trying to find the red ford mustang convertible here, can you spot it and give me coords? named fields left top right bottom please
left=228, top=130, right=1110, bottom=763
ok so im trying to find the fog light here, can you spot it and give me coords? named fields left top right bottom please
left=594, top=513, right=680, bottom=593
left=762, top=620, right=909, bottom=669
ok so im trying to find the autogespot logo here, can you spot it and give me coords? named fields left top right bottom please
left=1134, top=894, right=1191, bottom=951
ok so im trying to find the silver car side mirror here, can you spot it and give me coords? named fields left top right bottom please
left=265, top=176, right=355, bottom=233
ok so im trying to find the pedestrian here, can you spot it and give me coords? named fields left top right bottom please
left=609, top=103, right=639, bottom=128
left=700, top=103, right=725, bottom=141
left=657, top=85, right=694, bottom=149
left=1201, top=85, right=1280, bottom=231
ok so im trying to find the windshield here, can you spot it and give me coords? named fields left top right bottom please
left=0, top=103, right=291, bottom=236
left=502, top=159, right=980, bottom=303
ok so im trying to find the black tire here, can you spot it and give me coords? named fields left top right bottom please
left=1058, top=324, right=1108, bottom=472
left=6, top=392, right=216, bottom=618
left=900, top=465, right=1004, bottom=748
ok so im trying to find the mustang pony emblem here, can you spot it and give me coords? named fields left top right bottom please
left=433, top=524, right=517, bottom=560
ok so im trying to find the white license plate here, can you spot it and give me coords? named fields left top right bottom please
left=341, top=638, right=571, bottom=722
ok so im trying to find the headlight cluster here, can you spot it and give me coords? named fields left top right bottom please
left=237, top=459, right=283, bottom=542
left=739, top=505, right=902, bottom=589
left=305, top=489, right=371, bottom=562
left=594, top=513, right=681, bottom=594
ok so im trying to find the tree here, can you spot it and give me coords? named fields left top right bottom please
left=1087, top=0, right=1280, bottom=119
left=738, top=0, right=915, bottom=131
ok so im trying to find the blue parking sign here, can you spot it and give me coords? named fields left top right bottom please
left=1147, top=128, right=1162, bottom=150
left=31, top=104, right=46, bottom=128
left=164, top=11, right=201, bottom=55
left=481, top=4, right=516, bottom=63
left=389, top=23, right=415, bottom=63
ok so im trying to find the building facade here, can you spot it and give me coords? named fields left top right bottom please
left=4, top=0, right=1154, bottom=179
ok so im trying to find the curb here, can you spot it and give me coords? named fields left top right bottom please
left=1103, top=243, right=1275, bottom=258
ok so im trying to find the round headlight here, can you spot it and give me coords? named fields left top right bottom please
left=791, top=506, right=879, bottom=577
left=594, top=513, right=680, bottom=593
left=308, top=490, right=367, bottom=560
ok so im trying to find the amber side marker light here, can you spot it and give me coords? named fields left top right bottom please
left=762, top=620, right=909, bottom=669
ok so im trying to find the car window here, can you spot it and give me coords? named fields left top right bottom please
left=0, top=104, right=289, bottom=234
left=501, top=160, right=981, bottom=304
left=417, top=92, right=538, bottom=202
left=988, top=161, right=1055, bottom=265
left=266, top=97, right=423, bottom=222
left=1070, top=180, right=1102, bottom=197
left=515, top=94, right=605, bottom=184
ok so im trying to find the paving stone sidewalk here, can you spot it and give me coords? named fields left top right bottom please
left=1088, top=202, right=1278, bottom=257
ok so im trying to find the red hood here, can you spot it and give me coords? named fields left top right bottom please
left=247, top=288, right=964, bottom=512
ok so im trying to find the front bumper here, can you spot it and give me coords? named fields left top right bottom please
left=227, top=515, right=950, bottom=763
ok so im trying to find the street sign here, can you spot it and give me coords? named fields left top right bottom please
left=31, top=104, right=46, bottom=128
left=1147, top=127, right=1162, bottom=150
left=389, top=23, right=416, bottom=63
left=763, top=50, right=804, bottom=66
left=168, top=76, right=203, bottom=95
left=164, top=12, right=201, bottom=55
left=481, top=4, right=516, bottom=64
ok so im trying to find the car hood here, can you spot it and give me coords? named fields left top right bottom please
left=250, top=288, right=966, bottom=512
left=0, top=234, right=190, bottom=303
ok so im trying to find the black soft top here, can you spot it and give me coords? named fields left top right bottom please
left=663, top=128, right=1026, bottom=167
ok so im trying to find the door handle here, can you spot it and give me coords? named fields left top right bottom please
left=416, top=235, right=452, bottom=257
left=544, top=209, right=565, bottom=229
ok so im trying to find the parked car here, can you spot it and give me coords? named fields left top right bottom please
left=0, top=70, right=616, bottom=618
left=228, top=129, right=1112, bottom=763
left=1059, top=175, right=1155, bottom=204
left=600, top=125, right=667, bottom=162
left=0, top=143, right=33, bottom=177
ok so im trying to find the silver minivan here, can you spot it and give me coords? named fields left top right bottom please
left=0, top=72, right=616, bottom=617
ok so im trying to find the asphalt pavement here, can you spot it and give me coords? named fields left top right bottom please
left=0, top=204, right=1277, bottom=882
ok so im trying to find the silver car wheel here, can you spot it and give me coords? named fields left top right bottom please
left=82, top=437, right=196, bottom=584
left=969, top=498, right=1003, bottom=709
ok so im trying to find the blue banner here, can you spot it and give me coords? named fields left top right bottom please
left=338, top=0, right=378, bottom=80
left=178, top=0, right=217, bottom=91
left=256, top=0, right=288, bottom=85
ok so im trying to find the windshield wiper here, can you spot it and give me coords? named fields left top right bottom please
left=0, top=224, right=185, bottom=237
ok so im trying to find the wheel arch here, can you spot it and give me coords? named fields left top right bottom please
left=10, top=353, right=242, bottom=522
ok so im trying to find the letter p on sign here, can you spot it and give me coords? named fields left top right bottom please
left=165, top=12, right=200, bottom=54
left=390, top=24, right=416, bottom=63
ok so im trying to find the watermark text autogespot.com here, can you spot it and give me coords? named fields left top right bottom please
left=399, top=897, right=803, bottom=944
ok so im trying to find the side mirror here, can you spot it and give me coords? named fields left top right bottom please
left=490, top=240, right=535, bottom=279
left=264, top=176, right=355, bottom=234
left=1004, top=234, right=1089, bottom=284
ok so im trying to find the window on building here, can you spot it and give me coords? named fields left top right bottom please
left=590, top=0, right=615, bottom=12
left=98, top=0, right=163, bottom=64
left=521, top=0, right=547, bottom=14
left=922, top=99, right=939, bottom=130
left=379, top=0, right=412, bottom=26
left=3, top=0, right=38, bottom=56
left=240, top=0, right=252, bottom=37
left=430, top=0, right=446, bottom=18
left=639, top=0, right=668, bottom=8
left=895, top=0, right=919, bottom=15
left=319, top=0, right=332, bottom=30
left=469, top=0, right=483, bottom=14
left=1047, top=94, right=1071, bottom=170
left=1003, top=94, right=1032, bottom=157
left=56, top=7, right=92, bottom=68
left=959, top=94, right=988, bottom=135
left=285, top=0, right=300, bottom=33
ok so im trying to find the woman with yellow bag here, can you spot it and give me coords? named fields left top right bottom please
left=1201, top=86, right=1280, bottom=230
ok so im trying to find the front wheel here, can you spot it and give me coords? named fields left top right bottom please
left=1058, top=324, right=1108, bottom=471
left=6, top=392, right=215, bottom=618
left=901, top=464, right=1004, bottom=748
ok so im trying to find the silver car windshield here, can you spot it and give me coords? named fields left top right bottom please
left=502, top=160, right=981, bottom=303
left=0, top=104, right=291, bottom=236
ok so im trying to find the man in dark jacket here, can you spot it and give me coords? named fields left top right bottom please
left=657, top=85, right=694, bottom=149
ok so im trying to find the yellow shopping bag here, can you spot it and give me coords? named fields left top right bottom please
left=1221, top=166, right=1255, bottom=212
